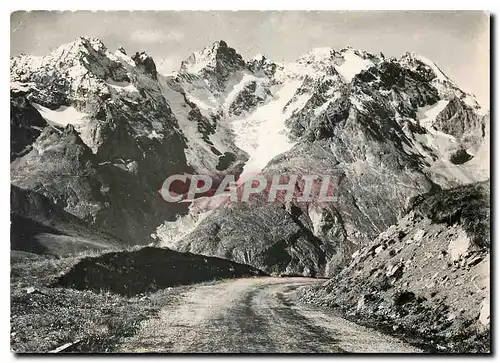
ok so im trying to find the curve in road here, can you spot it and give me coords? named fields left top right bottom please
left=119, top=277, right=421, bottom=353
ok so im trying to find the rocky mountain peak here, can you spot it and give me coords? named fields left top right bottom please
left=251, top=53, right=266, bottom=62
left=10, top=36, right=130, bottom=96
left=398, top=52, right=485, bottom=114
left=76, top=36, right=106, bottom=50
left=131, top=51, right=158, bottom=80
left=179, top=39, right=245, bottom=76
left=117, top=46, right=127, bottom=55
left=246, top=53, right=277, bottom=77
left=212, top=39, right=228, bottom=49
left=36, top=36, right=109, bottom=67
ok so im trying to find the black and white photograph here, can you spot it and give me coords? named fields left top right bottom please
left=8, top=10, right=490, bottom=354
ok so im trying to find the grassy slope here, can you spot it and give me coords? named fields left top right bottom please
left=11, top=246, right=265, bottom=353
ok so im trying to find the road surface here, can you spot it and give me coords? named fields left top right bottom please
left=119, top=277, right=421, bottom=353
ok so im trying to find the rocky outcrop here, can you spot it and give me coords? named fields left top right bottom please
left=11, top=124, right=104, bottom=222
left=54, top=246, right=266, bottom=296
left=246, top=54, right=277, bottom=78
left=298, top=181, right=490, bottom=353
left=131, top=51, right=158, bottom=80
left=10, top=90, right=47, bottom=161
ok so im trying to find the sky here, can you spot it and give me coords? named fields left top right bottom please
left=10, top=11, right=490, bottom=107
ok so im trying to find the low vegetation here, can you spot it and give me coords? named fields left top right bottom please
left=11, top=246, right=265, bottom=352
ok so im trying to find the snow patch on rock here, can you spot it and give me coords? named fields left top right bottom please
left=107, top=80, right=139, bottom=93
left=417, top=100, right=449, bottom=128
left=32, top=103, right=89, bottom=127
left=479, top=298, right=490, bottom=326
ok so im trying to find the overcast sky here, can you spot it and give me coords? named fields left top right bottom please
left=11, top=11, right=489, bottom=107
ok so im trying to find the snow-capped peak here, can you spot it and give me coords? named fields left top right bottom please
left=49, top=36, right=107, bottom=60
left=114, top=48, right=135, bottom=67
left=179, top=40, right=245, bottom=75
left=11, top=36, right=118, bottom=81
left=180, top=40, right=227, bottom=73
left=297, top=46, right=379, bottom=65
left=398, top=52, right=486, bottom=111
left=278, top=46, right=380, bottom=83
left=340, top=47, right=381, bottom=61
left=399, top=52, right=450, bottom=82
left=335, top=48, right=380, bottom=82
left=251, top=53, right=267, bottom=62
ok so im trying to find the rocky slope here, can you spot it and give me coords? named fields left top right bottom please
left=167, top=202, right=333, bottom=276
left=298, top=181, right=490, bottom=353
left=11, top=185, right=123, bottom=255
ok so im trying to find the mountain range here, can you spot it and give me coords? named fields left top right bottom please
left=11, top=37, right=489, bottom=275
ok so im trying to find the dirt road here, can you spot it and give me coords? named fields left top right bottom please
left=119, top=277, right=421, bottom=353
